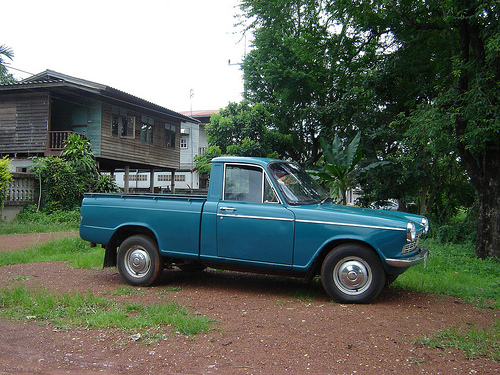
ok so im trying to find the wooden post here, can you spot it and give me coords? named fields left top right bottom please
left=150, top=169, right=154, bottom=193
left=124, top=166, right=130, bottom=193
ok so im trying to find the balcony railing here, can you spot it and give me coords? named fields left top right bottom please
left=46, top=131, right=86, bottom=155
left=3, top=172, right=37, bottom=206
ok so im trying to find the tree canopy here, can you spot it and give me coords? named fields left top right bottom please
left=0, top=45, right=16, bottom=84
left=219, top=0, right=498, bottom=258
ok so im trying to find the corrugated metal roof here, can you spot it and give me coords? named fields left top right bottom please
left=1, top=70, right=195, bottom=123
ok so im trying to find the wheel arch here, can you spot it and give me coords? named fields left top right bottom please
left=103, top=225, right=159, bottom=268
left=110, top=225, right=158, bottom=249
left=304, top=238, right=379, bottom=282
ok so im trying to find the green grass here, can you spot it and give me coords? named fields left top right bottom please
left=0, top=236, right=103, bottom=269
left=0, top=286, right=213, bottom=336
left=415, top=321, right=500, bottom=361
left=0, top=206, right=80, bottom=235
left=1, top=223, right=499, bottom=356
left=392, top=239, right=500, bottom=309
left=392, top=239, right=500, bottom=361
left=0, top=233, right=213, bottom=338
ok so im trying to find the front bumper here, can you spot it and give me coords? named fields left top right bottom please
left=385, top=246, right=429, bottom=268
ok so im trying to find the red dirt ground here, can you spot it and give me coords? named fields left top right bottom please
left=0, top=233, right=498, bottom=374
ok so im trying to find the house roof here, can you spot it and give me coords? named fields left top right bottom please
left=180, top=109, right=219, bottom=124
left=181, top=109, right=220, bottom=117
left=0, top=69, right=197, bottom=123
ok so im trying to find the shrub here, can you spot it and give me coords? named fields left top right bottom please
left=0, top=156, right=13, bottom=211
left=29, top=135, right=120, bottom=211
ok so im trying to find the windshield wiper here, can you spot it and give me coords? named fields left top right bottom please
left=320, top=196, right=332, bottom=205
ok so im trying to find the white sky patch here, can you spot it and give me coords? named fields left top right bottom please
left=2, top=0, right=246, bottom=112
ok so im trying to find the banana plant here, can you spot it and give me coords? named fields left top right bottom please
left=313, top=133, right=388, bottom=205
left=313, top=133, right=362, bottom=205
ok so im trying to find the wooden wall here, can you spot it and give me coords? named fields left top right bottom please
left=99, top=102, right=180, bottom=169
left=0, top=93, right=49, bottom=155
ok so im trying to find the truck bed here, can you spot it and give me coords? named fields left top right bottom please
left=80, top=193, right=207, bottom=259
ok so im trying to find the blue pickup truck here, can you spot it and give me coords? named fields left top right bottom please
left=80, top=156, right=429, bottom=303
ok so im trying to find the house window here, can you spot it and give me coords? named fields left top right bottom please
left=165, top=124, right=176, bottom=149
left=180, top=135, right=188, bottom=149
left=112, top=116, right=119, bottom=135
left=111, top=107, right=135, bottom=138
left=141, top=124, right=154, bottom=143
left=124, top=174, right=148, bottom=181
left=111, top=116, right=135, bottom=138
left=121, top=117, right=129, bottom=137
left=158, top=174, right=185, bottom=182
left=141, top=116, right=154, bottom=144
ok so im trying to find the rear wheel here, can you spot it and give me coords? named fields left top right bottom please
left=117, top=235, right=164, bottom=286
left=321, top=244, right=386, bottom=304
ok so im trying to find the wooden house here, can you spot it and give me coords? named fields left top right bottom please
left=0, top=70, right=197, bottom=192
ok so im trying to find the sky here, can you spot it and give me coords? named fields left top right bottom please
left=2, top=0, right=246, bottom=113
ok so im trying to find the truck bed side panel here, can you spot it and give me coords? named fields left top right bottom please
left=80, top=194, right=205, bottom=258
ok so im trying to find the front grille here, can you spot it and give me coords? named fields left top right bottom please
left=402, top=239, right=419, bottom=255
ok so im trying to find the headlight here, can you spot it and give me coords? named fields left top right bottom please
left=406, top=221, right=416, bottom=242
left=421, top=217, right=429, bottom=234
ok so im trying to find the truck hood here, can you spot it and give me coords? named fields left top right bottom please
left=290, top=203, right=426, bottom=232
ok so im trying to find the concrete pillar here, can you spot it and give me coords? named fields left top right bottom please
left=150, top=169, right=154, bottom=193
left=124, top=166, right=130, bottom=193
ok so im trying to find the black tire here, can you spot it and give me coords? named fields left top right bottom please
left=321, top=244, right=386, bottom=304
left=117, top=235, right=164, bottom=286
left=386, top=274, right=399, bottom=286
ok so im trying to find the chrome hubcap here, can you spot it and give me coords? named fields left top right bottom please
left=333, top=257, right=372, bottom=296
left=125, top=247, right=151, bottom=278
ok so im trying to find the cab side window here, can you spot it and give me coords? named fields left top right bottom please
left=224, top=165, right=262, bottom=202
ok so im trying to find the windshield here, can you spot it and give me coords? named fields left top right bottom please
left=268, top=161, right=328, bottom=205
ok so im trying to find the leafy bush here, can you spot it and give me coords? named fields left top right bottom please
left=434, top=206, right=478, bottom=244
left=31, top=156, right=81, bottom=211
left=0, top=156, right=12, bottom=211
left=0, top=206, right=80, bottom=234
left=436, top=222, right=477, bottom=244
left=30, top=134, right=119, bottom=211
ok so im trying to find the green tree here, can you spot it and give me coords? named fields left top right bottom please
left=194, top=146, right=222, bottom=175
left=0, top=45, right=16, bottom=84
left=61, top=133, right=100, bottom=193
left=240, top=0, right=382, bottom=163
left=312, top=134, right=363, bottom=205
left=239, top=0, right=500, bottom=259
left=344, top=0, right=500, bottom=259
left=30, top=135, right=119, bottom=211
left=0, top=156, right=13, bottom=211
left=30, top=156, right=80, bottom=211
left=207, top=101, right=291, bottom=159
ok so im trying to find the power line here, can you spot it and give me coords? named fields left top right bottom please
left=5, top=65, right=34, bottom=76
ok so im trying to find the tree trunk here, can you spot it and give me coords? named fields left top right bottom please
left=474, top=150, right=500, bottom=259
left=454, top=4, right=500, bottom=260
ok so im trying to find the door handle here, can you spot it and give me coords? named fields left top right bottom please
left=219, top=206, right=237, bottom=211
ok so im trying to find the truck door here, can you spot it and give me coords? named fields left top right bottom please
left=216, top=164, right=295, bottom=264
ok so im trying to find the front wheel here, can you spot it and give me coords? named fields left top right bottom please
left=321, top=244, right=386, bottom=304
left=117, top=235, right=164, bottom=286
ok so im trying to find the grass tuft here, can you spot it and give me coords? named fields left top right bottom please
left=415, top=321, right=500, bottom=361
left=0, top=286, right=213, bottom=336
left=392, top=239, right=500, bottom=309
left=0, top=236, right=103, bottom=269
left=0, top=206, right=80, bottom=235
